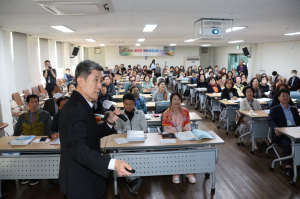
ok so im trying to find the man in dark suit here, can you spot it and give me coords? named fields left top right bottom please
left=59, top=60, right=132, bottom=199
left=236, top=60, right=248, bottom=77
left=43, top=87, right=62, bottom=116
left=287, top=70, right=300, bottom=91
left=268, top=89, right=300, bottom=179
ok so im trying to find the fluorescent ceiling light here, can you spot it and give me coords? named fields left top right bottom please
left=143, top=24, right=158, bottom=32
left=228, top=40, right=245, bottom=43
left=135, top=43, right=141, bottom=46
left=184, top=39, right=195, bottom=42
left=201, top=44, right=211, bottom=46
left=284, top=32, right=300, bottom=36
left=99, top=44, right=106, bottom=46
left=51, top=25, right=75, bottom=33
left=226, top=27, right=246, bottom=33
left=85, top=39, right=96, bottom=42
left=169, top=44, right=177, bottom=46
left=138, top=38, right=145, bottom=42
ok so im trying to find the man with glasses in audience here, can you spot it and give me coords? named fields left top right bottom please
left=125, top=76, right=143, bottom=94
left=268, top=89, right=300, bottom=180
left=103, top=75, right=116, bottom=96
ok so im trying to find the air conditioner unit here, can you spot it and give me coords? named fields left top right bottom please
left=184, top=56, right=200, bottom=68
left=34, top=1, right=114, bottom=15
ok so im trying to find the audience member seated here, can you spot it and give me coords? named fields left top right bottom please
left=269, top=79, right=283, bottom=98
left=221, top=79, right=238, bottom=100
left=213, top=65, right=219, bottom=76
left=179, top=65, right=185, bottom=73
left=205, top=67, right=213, bottom=79
left=250, top=78, right=266, bottom=99
left=154, top=64, right=161, bottom=77
left=142, top=75, right=154, bottom=92
left=147, top=70, right=157, bottom=85
left=239, top=86, right=263, bottom=152
left=173, top=66, right=180, bottom=76
left=65, top=83, right=75, bottom=97
left=241, top=74, right=249, bottom=86
left=233, top=76, right=244, bottom=93
left=130, top=86, right=147, bottom=113
left=43, top=88, right=62, bottom=116
left=103, top=75, right=116, bottom=96
left=259, top=76, right=270, bottom=93
left=232, top=68, right=237, bottom=78
left=132, top=70, right=140, bottom=82
left=113, top=65, right=119, bottom=73
left=221, top=67, right=226, bottom=74
left=271, top=71, right=283, bottom=83
left=227, top=71, right=235, bottom=83
left=189, top=72, right=199, bottom=84
left=271, top=83, right=295, bottom=107
left=178, top=70, right=186, bottom=78
left=126, top=69, right=133, bottom=77
left=197, top=74, right=208, bottom=88
left=109, top=73, right=117, bottom=85
left=115, top=93, right=146, bottom=194
left=217, top=73, right=227, bottom=88
left=141, top=66, right=148, bottom=76
left=103, top=67, right=111, bottom=75
left=207, top=77, right=221, bottom=119
left=92, top=84, right=112, bottom=114
left=198, top=69, right=206, bottom=81
left=14, top=94, right=51, bottom=186
left=186, top=67, right=193, bottom=76
left=192, top=66, right=198, bottom=74
left=268, top=89, right=300, bottom=179
left=120, top=64, right=127, bottom=74
left=163, top=66, right=169, bottom=75
left=287, top=70, right=300, bottom=91
left=216, top=71, right=222, bottom=81
left=99, top=83, right=113, bottom=101
left=207, top=71, right=214, bottom=81
left=64, top=68, right=74, bottom=84
left=125, top=76, right=143, bottom=93
left=152, top=81, right=169, bottom=102
left=162, top=92, right=196, bottom=184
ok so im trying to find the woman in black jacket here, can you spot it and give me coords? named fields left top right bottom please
left=197, top=74, right=208, bottom=88
left=259, top=76, right=270, bottom=93
left=221, top=79, right=239, bottom=100
left=207, top=77, right=222, bottom=93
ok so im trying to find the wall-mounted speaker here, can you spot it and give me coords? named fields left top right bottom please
left=72, top=47, right=79, bottom=56
left=242, top=47, right=249, bottom=56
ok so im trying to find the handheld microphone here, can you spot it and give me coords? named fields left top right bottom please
left=102, top=100, right=128, bottom=122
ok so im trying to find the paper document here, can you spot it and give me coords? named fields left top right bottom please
left=257, top=98, right=272, bottom=102
left=248, top=112, right=258, bottom=115
left=33, top=138, right=50, bottom=143
left=159, top=139, right=176, bottom=143
left=145, top=114, right=151, bottom=120
left=50, top=138, right=60, bottom=145
left=114, top=138, right=128, bottom=144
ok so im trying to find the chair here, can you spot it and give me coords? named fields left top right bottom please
left=38, top=84, right=47, bottom=97
left=31, top=86, right=41, bottom=98
left=265, top=127, right=282, bottom=168
left=268, top=76, right=272, bottom=84
left=155, top=101, right=170, bottom=113
left=23, top=89, right=30, bottom=99
left=12, top=92, right=29, bottom=110
left=56, top=79, right=63, bottom=87
left=256, top=73, right=261, bottom=79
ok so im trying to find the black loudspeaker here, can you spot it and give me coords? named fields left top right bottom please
left=242, top=47, right=250, bottom=56
left=72, top=47, right=79, bottom=56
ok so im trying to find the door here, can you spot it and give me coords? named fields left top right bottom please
left=228, top=54, right=248, bottom=72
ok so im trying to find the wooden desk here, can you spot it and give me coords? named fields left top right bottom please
left=0, top=123, right=8, bottom=130
left=101, top=132, right=224, bottom=196
left=240, top=110, right=268, bottom=118
left=272, top=127, right=300, bottom=185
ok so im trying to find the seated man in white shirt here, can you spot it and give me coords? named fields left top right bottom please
left=115, top=93, right=147, bottom=194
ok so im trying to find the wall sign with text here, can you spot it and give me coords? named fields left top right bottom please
left=119, top=46, right=174, bottom=56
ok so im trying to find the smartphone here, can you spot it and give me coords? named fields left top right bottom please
left=169, top=133, right=176, bottom=139
left=40, top=137, right=47, bottom=142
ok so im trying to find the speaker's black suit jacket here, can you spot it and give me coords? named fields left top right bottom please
left=59, top=90, right=115, bottom=198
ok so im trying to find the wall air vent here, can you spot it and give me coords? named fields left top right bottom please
left=34, top=1, right=114, bottom=15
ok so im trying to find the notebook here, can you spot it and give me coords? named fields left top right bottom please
left=9, top=135, right=36, bottom=145
left=127, top=130, right=145, bottom=142
left=176, top=129, right=215, bottom=141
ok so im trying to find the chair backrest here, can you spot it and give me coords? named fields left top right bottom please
left=256, top=73, right=261, bottom=79
left=31, top=86, right=41, bottom=97
left=155, top=101, right=170, bottom=113
left=114, top=74, right=121, bottom=81
left=12, top=92, right=24, bottom=106
left=23, top=89, right=30, bottom=99
left=268, top=75, right=272, bottom=83
left=56, top=79, right=63, bottom=86
left=38, top=84, right=46, bottom=95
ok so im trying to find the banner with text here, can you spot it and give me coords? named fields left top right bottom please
left=119, top=46, right=174, bottom=56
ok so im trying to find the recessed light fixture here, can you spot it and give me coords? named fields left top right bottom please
left=135, top=43, right=141, bottom=46
left=284, top=32, right=300, bottom=36
left=85, top=39, right=96, bottom=42
left=138, top=38, right=145, bottom=42
left=226, top=27, right=246, bottom=33
left=201, top=44, right=211, bottom=46
left=169, top=44, right=177, bottom=46
left=51, top=25, right=75, bottom=33
left=99, top=44, right=106, bottom=46
left=143, top=24, right=158, bottom=32
left=184, top=39, right=195, bottom=42
left=228, top=40, right=245, bottom=43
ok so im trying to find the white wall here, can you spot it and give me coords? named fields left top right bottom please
left=27, top=36, right=42, bottom=88
left=85, top=47, right=106, bottom=67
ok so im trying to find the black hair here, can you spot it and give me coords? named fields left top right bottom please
left=75, top=60, right=103, bottom=84
left=129, top=86, right=139, bottom=93
left=209, top=71, right=214, bottom=75
left=250, top=77, right=260, bottom=86
left=158, top=80, right=166, bottom=87
left=129, top=76, right=136, bottom=81
left=56, top=96, right=69, bottom=106
left=123, top=93, right=135, bottom=102
left=242, top=85, right=255, bottom=96
left=147, top=70, right=152, bottom=74
left=66, top=68, right=70, bottom=71
left=110, top=73, right=115, bottom=78
left=208, top=77, right=216, bottom=82
left=221, top=73, right=227, bottom=78
left=52, top=86, right=60, bottom=92
left=170, top=92, right=183, bottom=104
left=278, top=88, right=290, bottom=97
left=101, top=83, right=107, bottom=89
left=128, top=65, right=131, bottom=68
left=272, top=71, right=277, bottom=76
left=26, top=94, right=39, bottom=103
left=103, top=75, right=110, bottom=80
left=67, top=83, right=76, bottom=91
left=292, top=70, right=297, bottom=73
left=143, top=75, right=150, bottom=81
left=44, top=60, right=50, bottom=64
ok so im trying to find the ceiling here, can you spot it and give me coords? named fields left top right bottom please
left=0, top=0, right=300, bottom=47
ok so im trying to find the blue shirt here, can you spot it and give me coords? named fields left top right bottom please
left=280, top=104, right=296, bottom=126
